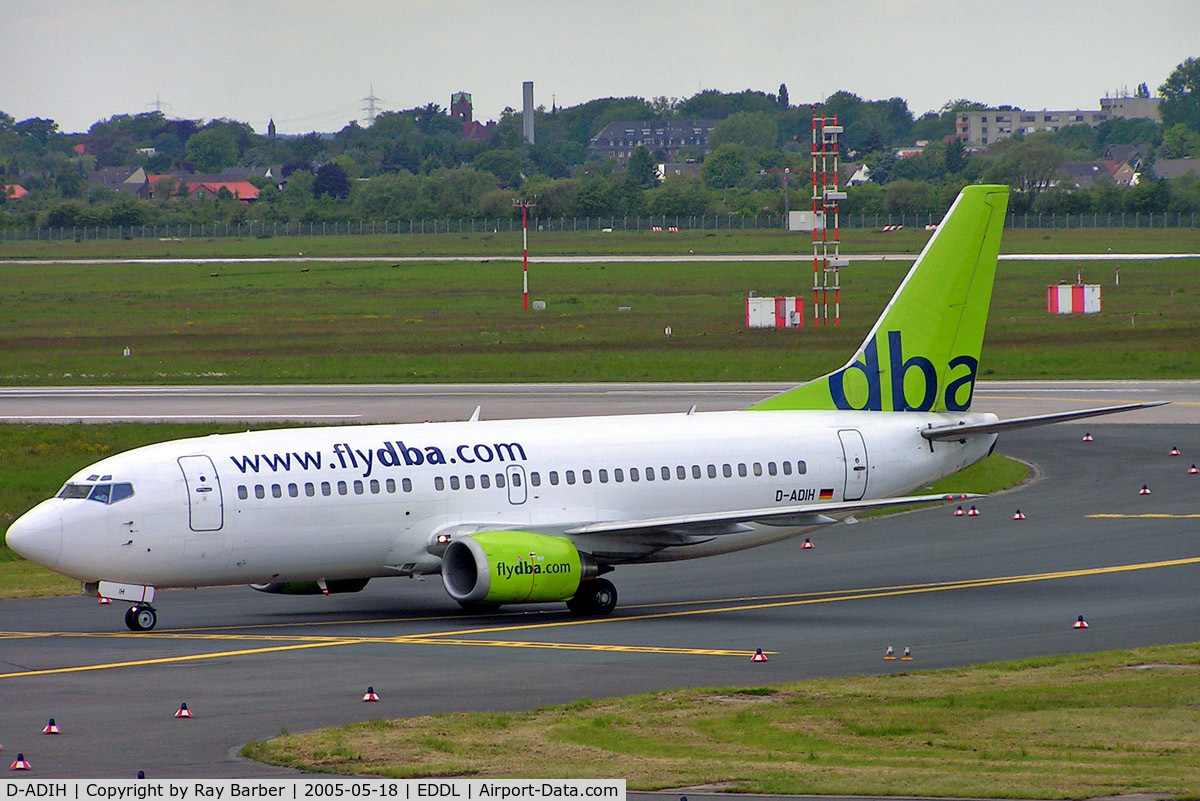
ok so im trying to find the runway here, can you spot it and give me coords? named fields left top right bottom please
left=0, top=382, right=1197, bottom=778
left=0, top=379, right=1196, bottom=423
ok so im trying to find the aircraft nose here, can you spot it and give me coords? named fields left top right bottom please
left=5, top=502, right=63, bottom=568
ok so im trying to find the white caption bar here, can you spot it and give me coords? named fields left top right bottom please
left=2, top=780, right=624, bottom=801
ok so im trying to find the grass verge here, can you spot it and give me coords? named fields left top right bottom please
left=240, top=644, right=1200, bottom=797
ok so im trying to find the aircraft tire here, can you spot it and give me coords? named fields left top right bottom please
left=566, top=578, right=617, bottom=616
left=125, top=605, right=157, bottom=632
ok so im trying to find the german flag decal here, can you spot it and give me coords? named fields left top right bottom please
left=819, top=488, right=835, bottom=501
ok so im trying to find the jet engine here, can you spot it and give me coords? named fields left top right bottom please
left=440, top=531, right=599, bottom=606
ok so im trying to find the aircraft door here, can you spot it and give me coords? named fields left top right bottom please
left=838, top=429, right=868, bottom=502
left=506, top=465, right=527, bottom=505
left=178, top=455, right=224, bottom=531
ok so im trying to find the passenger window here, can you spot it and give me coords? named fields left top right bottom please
left=768, top=462, right=778, bottom=476
left=480, top=474, right=490, bottom=489
left=305, top=483, right=316, bottom=497
left=582, top=470, right=592, bottom=484
left=255, top=485, right=265, bottom=499
left=549, top=471, right=559, bottom=486
left=272, top=485, right=282, bottom=498
left=385, top=479, right=396, bottom=493
left=665, top=466, right=674, bottom=480
left=353, top=480, right=364, bottom=495
left=753, top=463, right=763, bottom=477
left=449, top=476, right=460, bottom=490
left=708, top=465, right=717, bottom=479
left=370, top=479, right=380, bottom=494
left=288, top=483, right=299, bottom=498
left=614, top=468, right=623, bottom=483
left=565, top=470, right=576, bottom=485
left=737, top=464, right=747, bottom=478
left=511, top=473, right=522, bottom=487
left=797, top=460, right=807, bottom=475
left=402, top=478, right=412, bottom=493
left=434, top=477, right=445, bottom=491
left=322, top=482, right=332, bottom=496
left=464, top=475, right=475, bottom=490
left=530, top=472, right=540, bottom=487
left=782, top=461, right=793, bottom=476
left=629, top=468, right=639, bottom=483
left=110, top=483, right=135, bottom=503
left=88, top=485, right=112, bottom=504
left=692, top=465, right=702, bottom=479
left=238, top=486, right=248, bottom=500
left=598, top=469, right=608, bottom=483
left=337, top=481, right=348, bottom=496
left=495, top=474, right=506, bottom=488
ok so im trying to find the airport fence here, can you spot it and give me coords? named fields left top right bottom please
left=1, top=210, right=1197, bottom=242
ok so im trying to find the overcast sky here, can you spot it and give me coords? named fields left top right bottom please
left=3, top=0, right=1197, bottom=135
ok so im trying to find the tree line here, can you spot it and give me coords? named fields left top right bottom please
left=3, top=57, right=1199, bottom=229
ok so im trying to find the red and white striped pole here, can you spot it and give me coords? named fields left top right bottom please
left=515, top=199, right=536, bottom=310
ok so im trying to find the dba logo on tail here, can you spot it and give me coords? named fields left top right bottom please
left=827, top=331, right=978, bottom=412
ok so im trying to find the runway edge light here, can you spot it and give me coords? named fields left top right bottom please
left=1189, top=464, right=1198, bottom=475
left=175, top=702, right=192, bottom=718
left=1139, top=484, right=1152, bottom=495
left=363, top=686, right=380, bottom=702
left=901, top=647, right=913, bottom=661
left=1074, top=615, right=1090, bottom=629
left=802, top=538, right=814, bottom=550
left=10, top=753, right=31, bottom=771
left=1169, top=446, right=1181, bottom=456
left=43, top=718, right=59, bottom=734
left=1082, top=432, right=1094, bottom=442
left=967, top=505, right=980, bottom=517
left=953, top=505, right=965, bottom=517
left=1013, top=509, right=1026, bottom=520
left=751, top=648, right=768, bottom=662
left=884, top=646, right=896, bottom=660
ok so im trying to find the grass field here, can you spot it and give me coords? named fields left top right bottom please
left=2, top=225, right=1199, bottom=260
left=1, top=254, right=1196, bottom=385
left=242, top=643, right=1200, bottom=797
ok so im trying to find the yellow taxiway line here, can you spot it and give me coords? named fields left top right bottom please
left=3, top=555, right=1199, bottom=680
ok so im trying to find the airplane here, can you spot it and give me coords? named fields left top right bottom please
left=5, top=184, right=1160, bottom=631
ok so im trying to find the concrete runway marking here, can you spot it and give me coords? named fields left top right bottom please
left=1088, top=513, right=1200, bottom=519
left=4, top=555, right=1199, bottom=679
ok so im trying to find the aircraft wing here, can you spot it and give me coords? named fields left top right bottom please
left=563, top=492, right=979, bottom=537
left=921, top=402, right=1167, bottom=441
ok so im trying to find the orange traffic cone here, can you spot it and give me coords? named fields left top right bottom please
left=953, top=505, right=965, bottom=517
left=42, top=718, right=59, bottom=735
left=1074, top=615, right=1089, bottom=629
left=884, top=646, right=896, bottom=661
left=1139, top=485, right=1151, bottom=496
left=751, top=648, right=768, bottom=662
left=174, top=702, right=192, bottom=719
left=1012, top=510, right=1026, bottom=520
left=901, top=647, right=913, bottom=661
left=362, top=686, right=380, bottom=702
left=10, top=753, right=31, bottom=771
left=801, top=538, right=814, bottom=550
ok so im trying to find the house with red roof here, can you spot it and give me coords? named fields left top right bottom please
left=3, top=184, right=29, bottom=200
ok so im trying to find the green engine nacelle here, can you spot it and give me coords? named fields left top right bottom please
left=440, top=531, right=594, bottom=606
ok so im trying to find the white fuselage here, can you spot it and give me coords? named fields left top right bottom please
left=7, top=408, right=997, bottom=590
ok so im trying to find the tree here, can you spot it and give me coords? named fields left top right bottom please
left=944, top=138, right=967, bottom=174
left=778, top=83, right=789, bottom=109
left=982, top=136, right=1066, bottom=204
left=1159, top=57, right=1200, bottom=133
left=1160, top=123, right=1200, bottom=158
left=701, top=144, right=752, bottom=189
left=312, top=162, right=351, bottom=199
left=473, top=149, right=523, bottom=187
left=626, top=146, right=659, bottom=189
left=184, top=128, right=238, bottom=172
left=709, top=112, right=778, bottom=149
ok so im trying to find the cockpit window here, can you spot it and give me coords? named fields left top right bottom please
left=57, top=482, right=135, bottom=504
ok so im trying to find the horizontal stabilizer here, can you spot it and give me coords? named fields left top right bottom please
left=565, top=492, right=982, bottom=537
left=921, top=402, right=1167, bottom=441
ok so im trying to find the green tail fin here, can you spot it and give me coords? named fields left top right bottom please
left=750, top=184, right=1009, bottom=413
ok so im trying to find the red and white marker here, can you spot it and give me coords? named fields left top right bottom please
left=1074, top=615, right=1089, bottom=629
left=10, top=753, right=31, bottom=771
left=901, top=647, right=913, bottom=661
left=1189, top=464, right=1198, bottom=475
left=42, top=718, right=59, bottom=735
left=1169, top=446, right=1181, bottom=456
left=98, top=595, right=112, bottom=605
left=1012, top=510, right=1026, bottom=520
left=967, top=505, right=980, bottom=517
left=362, top=686, right=380, bottom=702
left=953, top=506, right=965, bottom=517
left=801, top=538, right=814, bottom=550
left=175, top=702, right=192, bottom=719
left=751, top=648, right=768, bottom=663
left=1082, top=432, right=1094, bottom=442
left=1139, top=485, right=1151, bottom=496
left=884, top=646, right=896, bottom=661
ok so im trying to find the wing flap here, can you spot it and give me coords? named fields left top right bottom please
left=563, top=493, right=979, bottom=537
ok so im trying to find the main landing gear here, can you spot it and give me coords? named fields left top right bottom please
left=566, top=578, right=617, bottom=616
left=124, top=604, right=158, bottom=631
